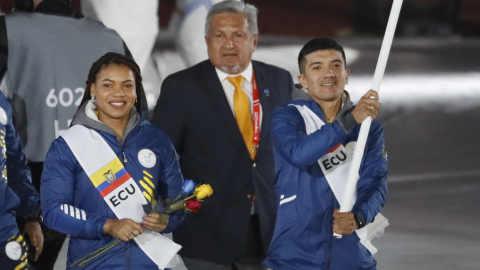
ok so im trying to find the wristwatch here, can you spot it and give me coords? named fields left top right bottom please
left=24, top=214, right=43, bottom=223
left=354, top=214, right=364, bottom=229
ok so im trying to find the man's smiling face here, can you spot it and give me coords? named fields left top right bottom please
left=299, top=49, right=350, bottom=104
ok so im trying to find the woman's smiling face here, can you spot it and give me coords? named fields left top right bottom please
left=90, top=64, right=137, bottom=123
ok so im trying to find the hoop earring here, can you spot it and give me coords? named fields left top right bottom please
left=91, top=96, right=96, bottom=100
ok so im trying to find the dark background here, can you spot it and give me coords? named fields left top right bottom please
left=1, top=0, right=480, bottom=38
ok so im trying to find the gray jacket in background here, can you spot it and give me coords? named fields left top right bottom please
left=0, top=11, right=129, bottom=162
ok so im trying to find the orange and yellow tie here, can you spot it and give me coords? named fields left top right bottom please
left=227, top=76, right=254, bottom=157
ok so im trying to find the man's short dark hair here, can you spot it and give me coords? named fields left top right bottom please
left=298, top=37, right=346, bottom=74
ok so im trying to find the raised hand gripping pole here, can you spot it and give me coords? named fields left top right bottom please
left=334, top=0, right=403, bottom=239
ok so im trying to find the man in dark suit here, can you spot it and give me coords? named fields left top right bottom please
left=151, top=1, right=307, bottom=269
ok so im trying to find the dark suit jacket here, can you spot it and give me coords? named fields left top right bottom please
left=151, top=60, right=294, bottom=264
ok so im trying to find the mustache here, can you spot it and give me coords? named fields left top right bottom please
left=221, top=49, right=239, bottom=55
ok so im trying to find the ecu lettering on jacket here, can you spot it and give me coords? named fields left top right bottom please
left=291, top=104, right=388, bottom=255
left=41, top=100, right=185, bottom=270
left=264, top=95, right=388, bottom=270
left=61, top=125, right=180, bottom=269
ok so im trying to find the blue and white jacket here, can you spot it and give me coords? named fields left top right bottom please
left=41, top=103, right=185, bottom=270
left=263, top=94, right=388, bottom=270
left=0, top=91, right=40, bottom=242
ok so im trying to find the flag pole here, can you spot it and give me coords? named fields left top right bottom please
left=334, top=0, right=403, bottom=239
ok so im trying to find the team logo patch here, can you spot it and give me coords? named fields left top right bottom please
left=138, top=149, right=156, bottom=168
left=5, top=241, right=22, bottom=260
left=104, top=170, right=117, bottom=183
left=382, top=146, right=388, bottom=160
left=0, top=107, right=7, bottom=125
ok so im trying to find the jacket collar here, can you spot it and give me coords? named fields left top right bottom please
left=334, top=91, right=353, bottom=121
left=70, top=100, right=141, bottom=145
left=305, top=90, right=353, bottom=122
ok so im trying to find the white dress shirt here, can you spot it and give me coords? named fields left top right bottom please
left=215, top=62, right=263, bottom=129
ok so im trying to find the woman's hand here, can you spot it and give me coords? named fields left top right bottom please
left=103, top=219, right=143, bottom=242
left=142, top=214, right=168, bottom=232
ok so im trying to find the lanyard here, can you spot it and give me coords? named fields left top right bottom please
left=251, top=72, right=260, bottom=157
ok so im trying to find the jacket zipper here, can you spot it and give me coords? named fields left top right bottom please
left=326, top=189, right=334, bottom=270
left=119, top=125, right=139, bottom=164
left=127, top=241, right=130, bottom=270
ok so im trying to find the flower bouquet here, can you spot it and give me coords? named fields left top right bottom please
left=71, top=180, right=211, bottom=268
left=143, top=180, right=213, bottom=225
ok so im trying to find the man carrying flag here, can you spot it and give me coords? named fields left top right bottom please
left=263, top=38, right=388, bottom=270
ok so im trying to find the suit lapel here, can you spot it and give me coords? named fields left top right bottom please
left=253, top=61, right=274, bottom=157
left=201, top=61, right=246, bottom=145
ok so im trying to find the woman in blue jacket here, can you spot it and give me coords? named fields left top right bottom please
left=41, top=53, right=185, bottom=269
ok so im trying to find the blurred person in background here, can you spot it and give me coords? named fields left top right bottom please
left=81, top=0, right=240, bottom=69
left=169, top=0, right=224, bottom=67
left=81, top=0, right=224, bottom=110
left=81, top=0, right=159, bottom=75
left=81, top=0, right=159, bottom=110
left=0, top=0, right=146, bottom=269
